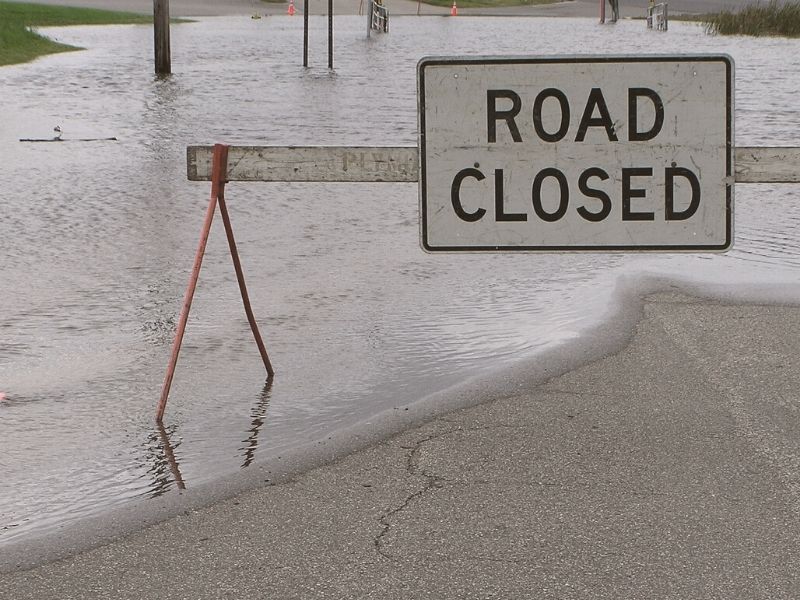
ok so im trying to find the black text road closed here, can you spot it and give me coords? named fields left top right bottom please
left=417, top=55, right=733, bottom=251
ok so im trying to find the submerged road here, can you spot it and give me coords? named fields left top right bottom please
left=3, top=292, right=800, bottom=597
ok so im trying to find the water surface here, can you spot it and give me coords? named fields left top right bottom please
left=1, top=16, right=799, bottom=543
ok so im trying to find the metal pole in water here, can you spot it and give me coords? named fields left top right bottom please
left=303, top=0, right=309, bottom=66
left=156, top=144, right=228, bottom=422
left=216, top=181, right=275, bottom=379
left=153, top=0, right=171, bottom=75
left=328, top=0, right=333, bottom=69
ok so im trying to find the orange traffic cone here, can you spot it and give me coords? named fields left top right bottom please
left=288, top=0, right=295, bottom=15
left=450, top=0, right=457, bottom=15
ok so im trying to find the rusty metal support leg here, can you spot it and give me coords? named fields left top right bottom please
left=156, top=144, right=228, bottom=422
left=217, top=184, right=275, bottom=378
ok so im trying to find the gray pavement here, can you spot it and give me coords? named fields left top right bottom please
left=2, top=291, right=800, bottom=598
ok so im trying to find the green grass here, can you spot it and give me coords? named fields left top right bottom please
left=0, top=19, right=75, bottom=65
left=664, top=13, right=714, bottom=22
left=0, top=2, right=154, bottom=66
left=703, top=0, right=800, bottom=36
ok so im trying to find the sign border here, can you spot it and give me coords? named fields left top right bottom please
left=417, top=54, right=734, bottom=252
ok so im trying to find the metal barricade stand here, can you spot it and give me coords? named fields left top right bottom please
left=156, top=144, right=274, bottom=422
left=647, top=2, right=669, bottom=30
left=367, top=0, right=389, bottom=36
left=156, top=141, right=800, bottom=422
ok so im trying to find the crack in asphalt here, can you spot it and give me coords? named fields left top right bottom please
left=373, top=423, right=530, bottom=562
left=373, top=427, right=460, bottom=561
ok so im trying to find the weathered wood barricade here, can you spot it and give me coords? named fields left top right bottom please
left=155, top=54, right=800, bottom=421
left=156, top=143, right=800, bottom=420
left=186, top=145, right=800, bottom=186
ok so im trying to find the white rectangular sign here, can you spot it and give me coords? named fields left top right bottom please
left=418, top=55, right=733, bottom=251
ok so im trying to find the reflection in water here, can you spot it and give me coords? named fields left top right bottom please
left=240, top=379, right=274, bottom=469
left=147, top=422, right=186, bottom=497
left=142, top=75, right=185, bottom=158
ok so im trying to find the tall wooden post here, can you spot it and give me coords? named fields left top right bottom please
left=154, top=0, right=171, bottom=75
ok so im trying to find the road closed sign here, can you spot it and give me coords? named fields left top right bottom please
left=417, top=55, right=733, bottom=251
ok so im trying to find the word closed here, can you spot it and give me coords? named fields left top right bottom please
left=418, top=55, right=733, bottom=251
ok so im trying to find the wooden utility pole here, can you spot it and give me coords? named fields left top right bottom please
left=154, top=0, right=171, bottom=75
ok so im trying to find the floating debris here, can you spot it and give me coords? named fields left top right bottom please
left=20, top=137, right=118, bottom=143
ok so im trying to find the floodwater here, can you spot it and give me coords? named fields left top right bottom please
left=1, top=15, right=799, bottom=545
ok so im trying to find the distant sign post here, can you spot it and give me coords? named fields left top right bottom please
left=418, top=55, right=733, bottom=251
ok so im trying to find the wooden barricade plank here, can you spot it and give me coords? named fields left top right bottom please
left=187, top=146, right=418, bottom=183
left=188, top=145, right=800, bottom=184
left=735, top=147, right=800, bottom=183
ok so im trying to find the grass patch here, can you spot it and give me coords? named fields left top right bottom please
left=666, top=13, right=715, bottom=22
left=418, top=0, right=557, bottom=8
left=0, top=1, right=154, bottom=66
left=0, top=2, right=152, bottom=27
left=703, top=0, right=800, bottom=36
left=0, top=19, right=76, bottom=65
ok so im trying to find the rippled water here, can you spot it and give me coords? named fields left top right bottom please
left=1, top=16, right=799, bottom=544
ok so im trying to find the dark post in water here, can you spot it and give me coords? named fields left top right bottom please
left=303, top=0, right=309, bottom=67
left=328, top=0, right=334, bottom=69
left=154, top=0, right=171, bottom=75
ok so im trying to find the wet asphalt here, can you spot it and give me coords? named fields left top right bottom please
left=2, top=291, right=799, bottom=598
